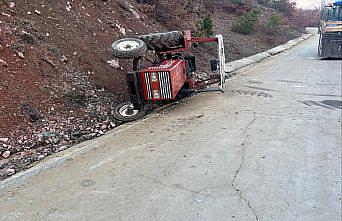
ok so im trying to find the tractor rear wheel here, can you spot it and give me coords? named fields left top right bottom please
left=139, top=31, right=184, bottom=51
left=112, top=38, right=147, bottom=59
left=113, top=102, right=147, bottom=122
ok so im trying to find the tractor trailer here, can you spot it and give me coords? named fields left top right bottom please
left=318, top=0, right=342, bottom=58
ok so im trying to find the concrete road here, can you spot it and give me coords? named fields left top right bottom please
left=0, top=36, right=341, bottom=221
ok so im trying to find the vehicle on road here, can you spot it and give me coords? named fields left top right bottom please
left=111, top=30, right=225, bottom=122
left=318, top=0, right=342, bottom=58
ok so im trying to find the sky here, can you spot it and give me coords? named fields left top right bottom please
left=293, top=0, right=321, bottom=9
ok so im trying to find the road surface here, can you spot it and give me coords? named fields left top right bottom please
left=0, top=36, right=341, bottom=221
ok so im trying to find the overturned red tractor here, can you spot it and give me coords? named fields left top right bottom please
left=111, top=30, right=226, bottom=122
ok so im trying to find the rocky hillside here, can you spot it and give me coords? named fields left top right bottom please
left=0, top=0, right=301, bottom=179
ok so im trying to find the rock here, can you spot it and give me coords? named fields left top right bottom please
left=61, top=55, right=68, bottom=62
left=98, top=131, right=104, bottom=135
left=20, top=103, right=42, bottom=122
left=58, top=145, right=68, bottom=151
left=2, top=150, right=11, bottom=159
left=20, top=151, right=30, bottom=157
left=9, top=2, right=15, bottom=8
left=34, top=10, right=41, bottom=15
left=107, top=59, right=120, bottom=69
left=16, top=51, right=25, bottom=59
left=0, top=158, right=10, bottom=166
left=115, top=23, right=126, bottom=35
left=21, top=31, right=36, bottom=44
left=37, top=155, right=45, bottom=161
left=0, top=168, right=15, bottom=177
left=0, top=59, right=8, bottom=67
left=110, top=122, right=116, bottom=128
left=66, top=2, right=72, bottom=12
left=0, top=138, right=9, bottom=143
left=1, top=12, right=11, bottom=17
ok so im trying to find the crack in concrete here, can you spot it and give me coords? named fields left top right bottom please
left=244, top=85, right=279, bottom=92
left=232, top=112, right=259, bottom=221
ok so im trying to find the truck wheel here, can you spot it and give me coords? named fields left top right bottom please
left=318, top=34, right=323, bottom=57
left=113, top=102, right=147, bottom=122
left=139, top=31, right=184, bottom=51
left=112, top=38, right=147, bottom=59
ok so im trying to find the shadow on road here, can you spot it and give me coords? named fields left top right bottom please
left=318, top=57, right=342, bottom=61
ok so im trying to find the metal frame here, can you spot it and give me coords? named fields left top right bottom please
left=127, top=30, right=226, bottom=108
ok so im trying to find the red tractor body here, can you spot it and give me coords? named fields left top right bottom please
left=141, top=60, right=187, bottom=101
left=111, top=30, right=226, bottom=122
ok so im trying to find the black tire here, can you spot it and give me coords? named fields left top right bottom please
left=112, top=38, right=147, bottom=59
left=318, top=34, right=323, bottom=57
left=113, top=102, right=147, bottom=122
left=139, top=31, right=184, bottom=51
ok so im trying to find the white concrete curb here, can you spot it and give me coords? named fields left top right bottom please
left=225, top=33, right=313, bottom=75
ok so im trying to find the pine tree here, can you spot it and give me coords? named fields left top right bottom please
left=197, top=14, right=214, bottom=37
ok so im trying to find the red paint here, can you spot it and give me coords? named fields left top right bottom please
left=140, top=60, right=187, bottom=101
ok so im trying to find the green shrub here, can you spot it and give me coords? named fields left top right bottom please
left=267, top=13, right=283, bottom=31
left=232, top=0, right=243, bottom=4
left=197, top=14, right=214, bottom=37
left=232, top=8, right=261, bottom=34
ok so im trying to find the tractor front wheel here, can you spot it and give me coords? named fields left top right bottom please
left=113, top=102, right=147, bottom=122
left=112, top=38, right=147, bottom=59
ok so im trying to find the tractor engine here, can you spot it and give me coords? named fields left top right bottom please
left=141, top=60, right=187, bottom=101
